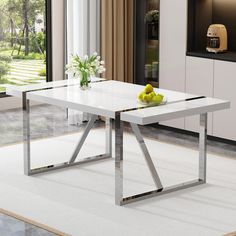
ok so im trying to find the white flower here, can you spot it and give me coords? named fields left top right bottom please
left=65, top=52, right=106, bottom=78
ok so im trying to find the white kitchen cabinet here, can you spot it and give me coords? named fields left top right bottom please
left=213, top=60, right=236, bottom=140
left=159, top=0, right=187, bottom=129
left=156, top=0, right=236, bottom=141
left=185, top=56, right=214, bottom=134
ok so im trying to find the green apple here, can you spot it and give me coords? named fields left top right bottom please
left=144, top=84, right=153, bottom=94
left=138, top=91, right=146, bottom=101
left=142, top=93, right=152, bottom=102
left=138, top=92, right=144, bottom=101
left=149, top=91, right=156, bottom=98
left=142, top=94, right=148, bottom=102
left=146, top=93, right=153, bottom=102
left=152, top=94, right=164, bottom=104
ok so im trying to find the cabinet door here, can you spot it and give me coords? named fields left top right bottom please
left=213, top=61, right=236, bottom=141
left=159, top=0, right=187, bottom=129
left=185, top=56, right=214, bottom=134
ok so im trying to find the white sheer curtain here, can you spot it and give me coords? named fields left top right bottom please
left=66, top=0, right=100, bottom=124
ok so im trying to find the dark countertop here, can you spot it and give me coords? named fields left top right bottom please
left=186, top=51, right=236, bottom=63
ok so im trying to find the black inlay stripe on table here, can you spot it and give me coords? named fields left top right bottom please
left=23, top=79, right=106, bottom=95
left=186, top=96, right=206, bottom=101
left=116, top=96, right=207, bottom=114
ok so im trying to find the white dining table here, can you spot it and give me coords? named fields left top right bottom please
left=6, top=78, right=230, bottom=205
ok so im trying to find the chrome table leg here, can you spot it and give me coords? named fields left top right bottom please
left=122, top=179, right=205, bottom=205
left=106, top=117, right=112, bottom=157
left=115, top=113, right=124, bottom=206
left=116, top=116, right=208, bottom=206
left=23, top=96, right=113, bottom=176
left=28, top=154, right=110, bottom=175
left=23, top=93, right=31, bottom=176
left=199, top=113, right=207, bottom=182
left=130, top=123, right=163, bottom=190
left=69, top=115, right=97, bottom=163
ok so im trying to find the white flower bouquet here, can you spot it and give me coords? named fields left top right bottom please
left=66, top=52, right=106, bottom=89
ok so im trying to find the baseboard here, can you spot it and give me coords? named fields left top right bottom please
left=152, top=123, right=236, bottom=145
left=0, top=208, right=71, bottom=236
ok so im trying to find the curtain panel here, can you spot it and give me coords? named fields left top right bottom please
left=67, top=0, right=100, bottom=124
left=101, top=0, right=134, bottom=83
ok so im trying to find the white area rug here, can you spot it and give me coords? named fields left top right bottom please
left=0, top=129, right=236, bottom=236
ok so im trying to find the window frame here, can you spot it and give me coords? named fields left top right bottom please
left=46, top=0, right=53, bottom=83
left=0, top=0, right=52, bottom=98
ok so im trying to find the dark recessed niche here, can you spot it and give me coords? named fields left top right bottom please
left=187, top=0, right=236, bottom=62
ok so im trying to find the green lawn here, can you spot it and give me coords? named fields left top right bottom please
left=0, top=49, right=45, bottom=60
left=0, top=59, right=46, bottom=93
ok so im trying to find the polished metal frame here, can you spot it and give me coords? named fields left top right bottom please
left=23, top=90, right=208, bottom=205
left=23, top=95, right=112, bottom=176
left=115, top=113, right=208, bottom=206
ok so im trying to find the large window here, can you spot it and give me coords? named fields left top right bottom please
left=0, top=0, right=51, bottom=94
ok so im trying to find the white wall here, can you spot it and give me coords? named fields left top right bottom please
left=159, top=0, right=187, bottom=129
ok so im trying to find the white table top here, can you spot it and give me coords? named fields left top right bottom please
left=24, top=80, right=199, bottom=118
left=6, top=79, right=230, bottom=122
left=6, top=77, right=103, bottom=98
left=121, top=97, right=230, bottom=125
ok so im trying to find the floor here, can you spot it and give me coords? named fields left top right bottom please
left=0, top=213, right=56, bottom=236
left=0, top=105, right=236, bottom=235
left=0, top=59, right=46, bottom=93
left=0, top=130, right=236, bottom=236
left=0, top=105, right=82, bottom=146
left=1, top=105, right=236, bottom=158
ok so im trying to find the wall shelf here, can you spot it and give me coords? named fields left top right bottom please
left=187, top=51, right=236, bottom=63
left=187, top=0, right=236, bottom=62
